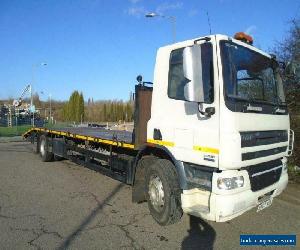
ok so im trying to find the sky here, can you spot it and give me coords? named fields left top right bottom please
left=0, top=0, right=299, bottom=101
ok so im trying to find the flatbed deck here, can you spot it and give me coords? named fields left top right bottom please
left=23, top=127, right=135, bottom=149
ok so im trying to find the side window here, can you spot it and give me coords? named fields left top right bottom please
left=167, top=43, right=214, bottom=103
left=168, top=48, right=185, bottom=100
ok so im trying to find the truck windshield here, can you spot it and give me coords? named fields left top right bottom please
left=220, top=41, right=286, bottom=106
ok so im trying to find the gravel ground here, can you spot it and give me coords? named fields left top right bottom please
left=0, top=142, right=299, bottom=250
left=0, top=136, right=23, bottom=143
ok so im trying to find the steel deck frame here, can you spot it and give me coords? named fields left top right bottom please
left=23, top=127, right=135, bottom=149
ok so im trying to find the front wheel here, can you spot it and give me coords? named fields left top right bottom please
left=146, top=159, right=183, bottom=226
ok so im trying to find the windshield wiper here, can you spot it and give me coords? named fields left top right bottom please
left=227, top=94, right=287, bottom=114
left=227, top=94, right=262, bottom=104
left=227, top=94, right=263, bottom=112
left=227, top=94, right=278, bottom=106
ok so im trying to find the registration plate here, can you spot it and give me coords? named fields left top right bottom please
left=257, top=197, right=273, bottom=212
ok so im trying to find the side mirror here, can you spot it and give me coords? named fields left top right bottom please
left=183, top=45, right=204, bottom=103
left=205, top=107, right=215, bottom=117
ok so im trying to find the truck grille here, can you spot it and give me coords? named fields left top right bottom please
left=246, top=159, right=282, bottom=191
left=240, top=130, right=288, bottom=148
left=240, top=130, right=288, bottom=161
left=242, top=146, right=287, bottom=161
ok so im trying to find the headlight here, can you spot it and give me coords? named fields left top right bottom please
left=217, top=176, right=244, bottom=190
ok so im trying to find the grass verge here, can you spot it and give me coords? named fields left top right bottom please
left=0, top=125, right=32, bottom=137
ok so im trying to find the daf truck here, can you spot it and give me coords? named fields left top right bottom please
left=24, top=33, right=294, bottom=226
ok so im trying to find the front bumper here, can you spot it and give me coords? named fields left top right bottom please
left=181, top=170, right=288, bottom=222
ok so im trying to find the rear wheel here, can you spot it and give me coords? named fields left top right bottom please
left=146, top=159, right=183, bottom=226
left=39, top=135, right=53, bottom=162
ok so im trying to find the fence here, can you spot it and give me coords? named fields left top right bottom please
left=0, top=116, right=45, bottom=137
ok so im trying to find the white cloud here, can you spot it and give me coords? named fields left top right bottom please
left=245, top=25, right=257, bottom=35
left=156, top=2, right=183, bottom=14
left=126, top=6, right=146, bottom=17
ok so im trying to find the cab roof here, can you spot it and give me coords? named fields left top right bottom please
left=159, top=34, right=271, bottom=59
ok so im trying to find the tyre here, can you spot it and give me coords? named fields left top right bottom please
left=39, top=135, right=54, bottom=162
left=146, top=159, right=183, bottom=226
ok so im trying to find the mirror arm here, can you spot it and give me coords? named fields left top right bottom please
left=198, top=103, right=206, bottom=116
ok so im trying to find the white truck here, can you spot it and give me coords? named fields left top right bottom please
left=24, top=33, right=294, bottom=226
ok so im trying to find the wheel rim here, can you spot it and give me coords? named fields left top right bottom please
left=40, top=139, right=45, bottom=156
left=148, top=175, right=165, bottom=212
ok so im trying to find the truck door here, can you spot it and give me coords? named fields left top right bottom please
left=148, top=39, right=220, bottom=168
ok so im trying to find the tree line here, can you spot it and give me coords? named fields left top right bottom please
left=85, top=99, right=134, bottom=123
left=6, top=90, right=135, bottom=124
left=58, top=91, right=134, bottom=123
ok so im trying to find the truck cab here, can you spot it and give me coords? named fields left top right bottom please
left=144, top=34, right=292, bottom=222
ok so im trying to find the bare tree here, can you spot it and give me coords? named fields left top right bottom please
left=274, top=18, right=300, bottom=167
